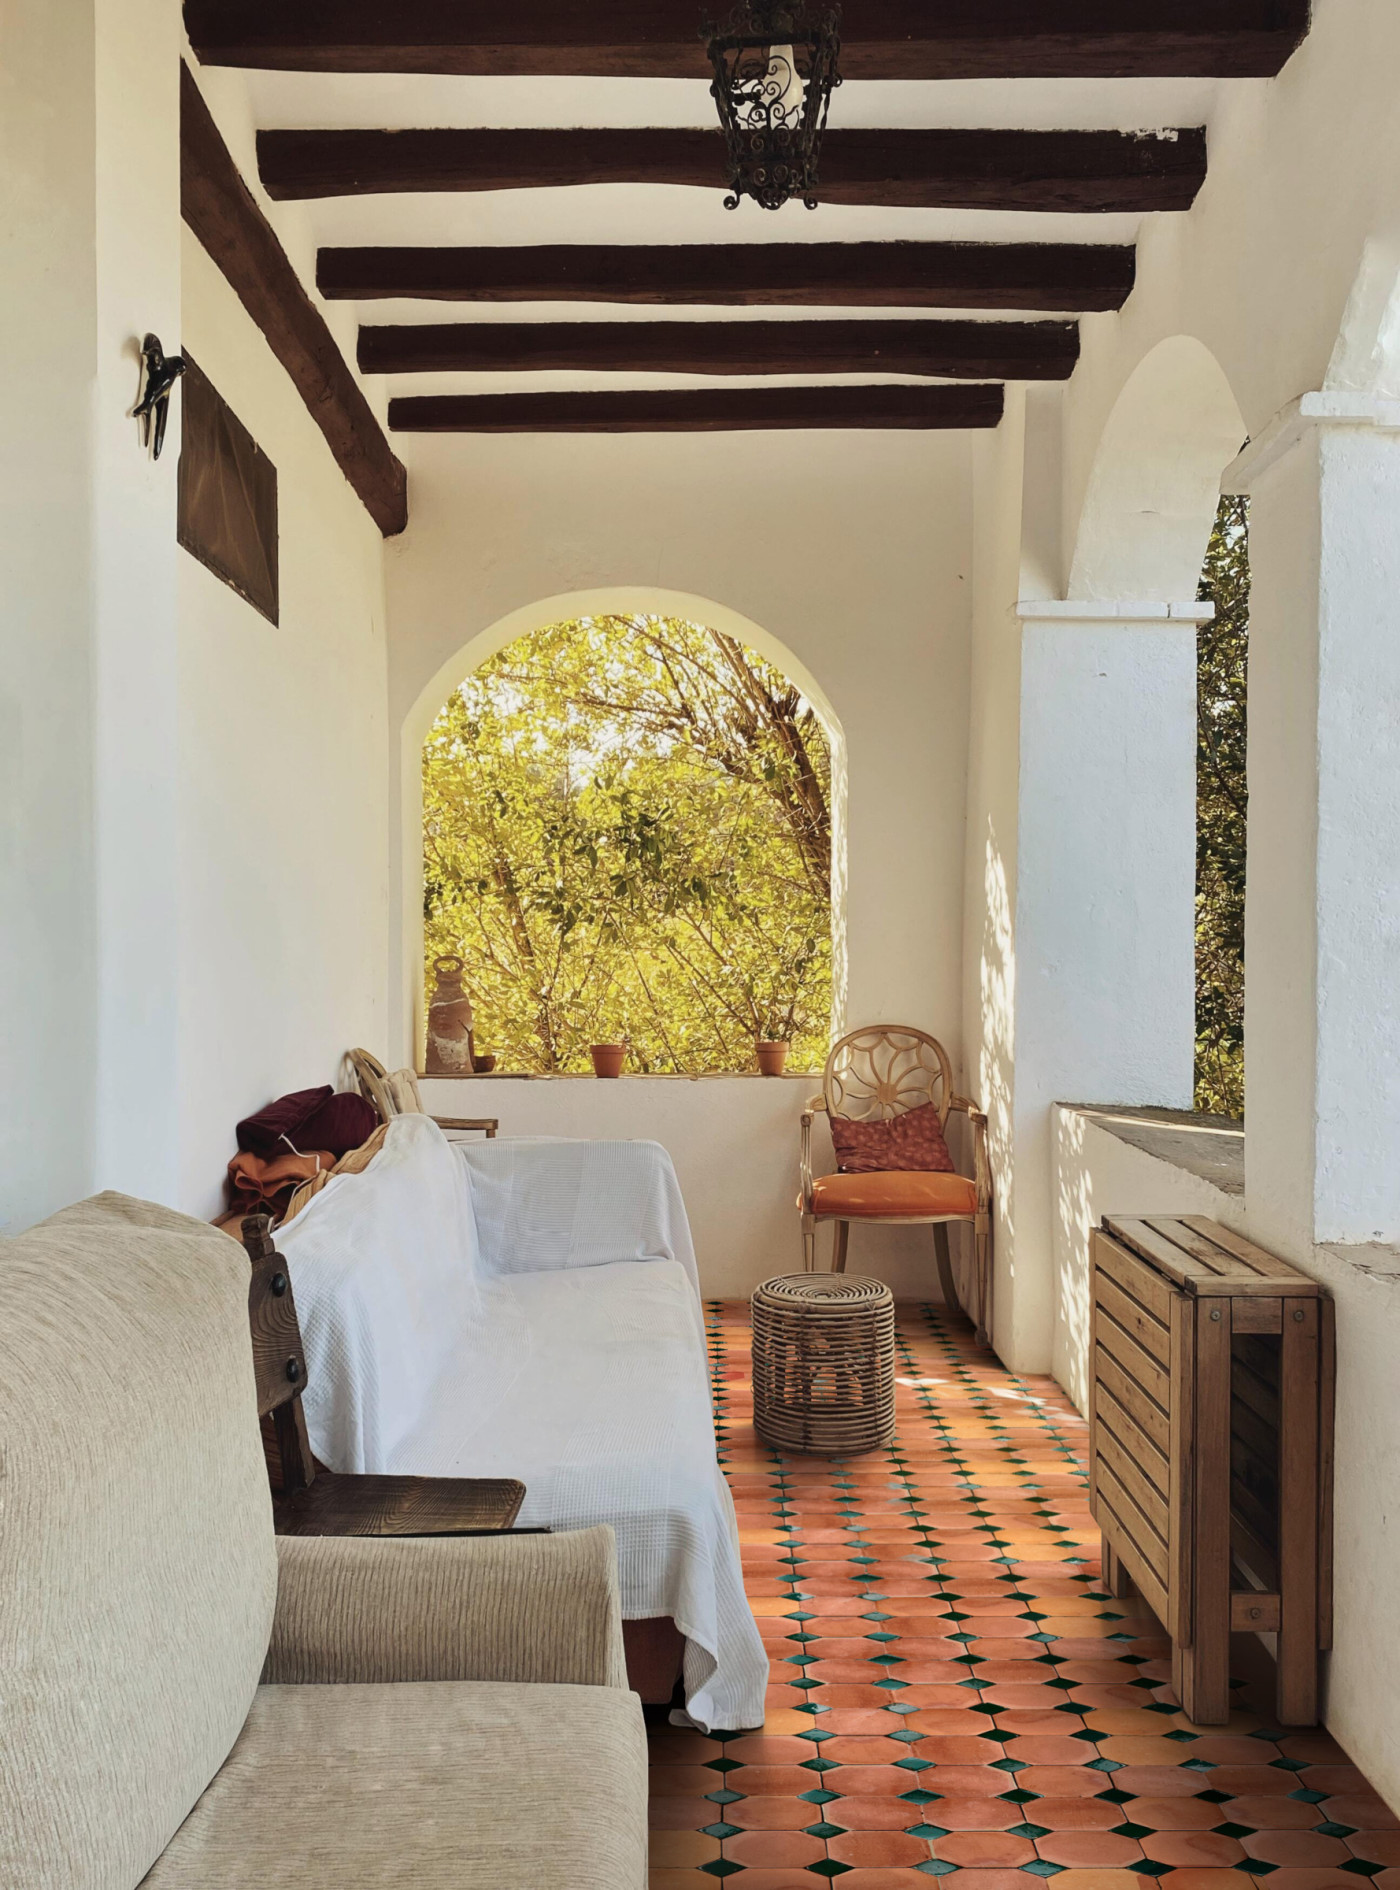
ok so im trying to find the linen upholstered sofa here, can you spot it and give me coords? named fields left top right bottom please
left=0, top=1193, right=647, bottom=1889
left=276, top=1113, right=770, bottom=1733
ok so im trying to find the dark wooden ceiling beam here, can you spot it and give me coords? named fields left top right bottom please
left=180, top=64, right=407, bottom=536
left=320, top=243, right=1135, bottom=312
left=388, top=385, right=1007, bottom=432
left=259, top=126, right=1207, bottom=215
left=187, top=1, right=1311, bottom=80
left=359, top=318, right=1079, bottom=382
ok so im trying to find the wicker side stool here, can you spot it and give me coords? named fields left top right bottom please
left=752, top=1274, right=897, bottom=1456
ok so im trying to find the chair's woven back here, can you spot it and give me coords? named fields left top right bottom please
left=823, top=1026, right=953, bottom=1126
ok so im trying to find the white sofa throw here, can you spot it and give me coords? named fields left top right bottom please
left=277, top=1114, right=484, bottom=1473
left=277, top=1118, right=769, bottom=1734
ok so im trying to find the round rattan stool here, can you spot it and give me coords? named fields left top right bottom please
left=751, top=1274, right=896, bottom=1456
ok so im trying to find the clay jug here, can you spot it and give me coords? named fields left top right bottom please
left=426, top=955, right=476, bottom=1075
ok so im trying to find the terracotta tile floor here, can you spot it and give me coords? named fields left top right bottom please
left=647, top=1300, right=1398, bottom=1889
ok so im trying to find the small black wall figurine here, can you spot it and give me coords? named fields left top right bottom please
left=133, top=333, right=186, bottom=460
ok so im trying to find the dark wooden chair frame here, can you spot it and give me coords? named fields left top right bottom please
left=241, top=1214, right=528, bottom=1537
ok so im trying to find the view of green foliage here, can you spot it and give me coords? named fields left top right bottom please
left=423, top=614, right=834, bottom=1073
left=1195, top=495, right=1249, bottom=1118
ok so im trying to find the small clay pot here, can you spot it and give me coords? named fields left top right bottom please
left=590, top=1043, right=627, bottom=1079
left=472, top=1053, right=498, bottom=1074
left=756, top=1039, right=790, bottom=1077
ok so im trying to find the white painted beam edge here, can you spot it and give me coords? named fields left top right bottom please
left=1015, top=599, right=1214, bottom=623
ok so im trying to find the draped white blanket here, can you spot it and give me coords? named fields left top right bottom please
left=277, top=1117, right=767, bottom=1733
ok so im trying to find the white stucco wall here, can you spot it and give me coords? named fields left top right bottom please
left=421, top=1074, right=968, bottom=1303
left=981, top=7, right=1400, bottom=1800
left=174, top=233, right=392, bottom=1219
left=386, top=426, right=975, bottom=1071
left=1060, top=1, right=1400, bottom=555
left=0, top=0, right=185, bottom=1231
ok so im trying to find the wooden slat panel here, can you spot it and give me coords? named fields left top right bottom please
left=359, top=317, right=1080, bottom=381
left=1093, top=1228, right=1174, bottom=1323
left=1095, top=1462, right=1169, bottom=1587
left=1112, top=1214, right=1312, bottom=1295
left=1232, top=1336, right=1281, bottom=1427
left=1276, top=1300, right=1321, bottom=1724
left=258, top=125, right=1209, bottom=214
left=1232, top=1510, right=1280, bottom=1592
left=1168, top=1287, right=1194, bottom=1646
left=1094, top=1344, right=1170, bottom=1455
left=387, top=385, right=1007, bottom=434
left=1231, top=1400, right=1279, bottom=1516
left=1094, top=1271, right=1171, bottom=1367
left=1319, top=1295, right=1335, bottom=1651
left=1096, top=1418, right=1170, bottom=1543
left=319, top=241, right=1137, bottom=312
left=185, top=1, right=1314, bottom=83
left=1174, top=1298, right=1233, bottom=1723
left=1104, top=1215, right=1226, bottom=1287
left=1232, top=1296, right=1282, bottom=1333
left=1179, top=1214, right=1317, bottom=1287
left=1095, top=1306, right=1171, bottom=1409
left=1096, top=1384, right=1170, bottom=1499
left=1232, top=1591, right=1281, bottom=1633
left=1097, top=1500, right=1171, bottom=1630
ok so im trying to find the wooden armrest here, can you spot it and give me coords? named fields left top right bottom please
left=800, top=1098, right=827, bottom=1213
left=272, top=1473, right=525, bottom=1538
left=432, top=1115, right=499, bottom=1138
left=947, top=1095, right=992, bottom=1213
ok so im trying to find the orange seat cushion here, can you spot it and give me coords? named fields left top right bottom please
left=810, top=1170, right=978, bottom=1220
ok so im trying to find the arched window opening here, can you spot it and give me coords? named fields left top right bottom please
left=1195, top=495, right=1249, bottom=1117
left=422, top=613, right=835, bottom=1074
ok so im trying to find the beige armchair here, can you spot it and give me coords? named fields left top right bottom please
left=800, top=1026, right=993, bottom=1345
left=0, top=1192, right=646, bottom=1890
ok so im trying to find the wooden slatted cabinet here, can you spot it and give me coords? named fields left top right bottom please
left=1089, top=1215, right=1334, bottom=1726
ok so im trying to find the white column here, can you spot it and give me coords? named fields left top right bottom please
left=0, top=0, right=182, bottom=1229
left=1231, top=395, right=1400, bottom=1253
left=1007, top=600, right=1204, bottom=1370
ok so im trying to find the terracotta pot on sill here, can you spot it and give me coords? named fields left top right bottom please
left=590, top=1043, right=627, bottom=1079
left=756, top=1039, right=790, bottom=1077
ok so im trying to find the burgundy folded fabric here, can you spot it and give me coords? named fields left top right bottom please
left=829, top=1100, right=956, bottom=1175
left=237, top=1086, right=377, bottom=1161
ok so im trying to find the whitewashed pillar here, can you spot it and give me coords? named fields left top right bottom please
left=1231, top=396, right=1400, bottom=1254
left=0, top=0, right=183, bottom=1227
left=1005, top=601, right=1205, bottom=1370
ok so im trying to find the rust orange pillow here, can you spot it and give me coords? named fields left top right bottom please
left=829, top=1102, right=955, bottom=1175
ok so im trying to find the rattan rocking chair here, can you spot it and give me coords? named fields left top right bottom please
left=800, top=1026, right=992, bottom=1345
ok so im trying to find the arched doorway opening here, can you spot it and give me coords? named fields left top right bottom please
left=398, top=589, right=848, bottom=1075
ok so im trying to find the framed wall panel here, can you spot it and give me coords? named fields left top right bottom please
left=177, top=354, right=279, bottom=624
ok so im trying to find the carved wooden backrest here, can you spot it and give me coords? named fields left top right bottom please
left=349, top=1047, right=398, bottom=1123
left=350, top=1048, right=431, bottom=1124
left=242, top=1213, right=316, bottom=1492
left=823, top=1026, right=953, bottom=1127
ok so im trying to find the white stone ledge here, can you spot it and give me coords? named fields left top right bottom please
left=1015, top=599, right=1215, bottom=624
left=1225, top=390, right=1400, bottom=489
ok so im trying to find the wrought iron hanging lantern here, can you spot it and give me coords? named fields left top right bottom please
left=703, top=2, right=842, bottom=212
